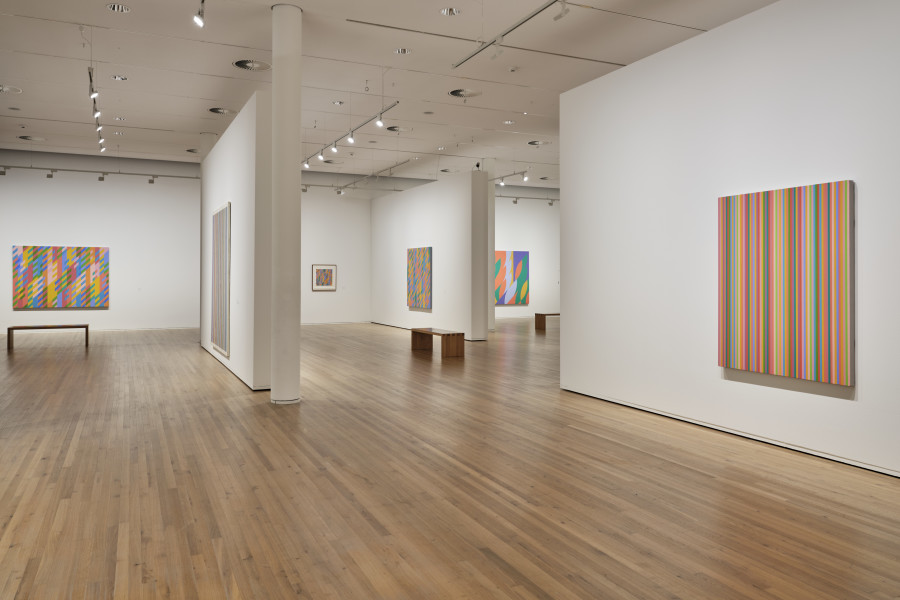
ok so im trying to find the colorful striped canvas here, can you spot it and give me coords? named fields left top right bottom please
left=211, top=203, right=230, bottom=357
left=315, top=268, right=333, bottom=287
left=718, top=180, right=854, bottom=386
left=407, top=247, right=432, bottom=309
left=13, top=245, right=109, bottom=309
left=494, top=250, right=529, bottom=305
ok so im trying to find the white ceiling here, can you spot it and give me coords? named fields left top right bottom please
left=0, top=0, right=776, bottom=187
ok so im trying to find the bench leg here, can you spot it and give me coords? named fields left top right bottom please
left=6, top=328, right=12, bottom=351
left=411, top=331, right=433, bottom=351
left=85, top=326, right=89, bottom=347
left=535, top=314, right=547, bottom=330
left=441, top=335, right=464, bottom=358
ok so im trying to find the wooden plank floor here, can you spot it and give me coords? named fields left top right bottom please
left=1, top=320, right=898, bottom=599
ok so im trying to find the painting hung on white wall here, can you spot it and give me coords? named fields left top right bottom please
left=312, top=264, right=337, bottom=291
left=211, top=203, right=231, bottom=357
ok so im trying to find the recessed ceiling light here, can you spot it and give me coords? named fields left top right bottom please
left=0, top=85, right=23, bottom=95
left=449, top=88, right=481, bottom=98
left=233, top=59, right=272, bottom=71
left=8, top=107, right=21, bottom=111
left=186, top=148, right=199, bottom=154
left=386, top=126, right=412, bottom=133
left=332, top=100, right=344, bottom=106
left=394, top=48, right=411, bottom=55
left=106, top=3, right=131, bottom=13
left=114, top=131, right=125, bottom=136
left=437, top=146, right=445, bottom=151
left=423, top=111, right=434, bottom=115
left=528, top=140, right=550, bottom=146
left=208, top=107, right=232, bottom=115
left=111, top=74, right=128, bottom=81
left=17, top=135, right=45, bottom=141
left=503, top=120, right=515, bottom=125
left=115, top=116, right=126, bottom=121
left=368, top=140, right=377, bottom=144
left=441, top=7, right=461, bottom=16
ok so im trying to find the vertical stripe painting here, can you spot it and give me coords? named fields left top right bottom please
left=494, top=250, right=529, bottom=305
left=718, top=180, right=854, bottom=386
left=13, top=245, right=109, bottom=309
left=212, top=203, right=231, bottom=357
left=407, top=247, right=432, bottom=309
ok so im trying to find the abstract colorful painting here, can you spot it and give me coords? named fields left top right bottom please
left=212, top=203, right=231, bottom=357
left=13, top=245, right=109, bottom=309
left=495, top=250, right=529, bottom=305
left=718, top=180, right=854, bottom=386
left=312, top=264, right=336, bottom=291
left=407, top=247, right=432, bottom=309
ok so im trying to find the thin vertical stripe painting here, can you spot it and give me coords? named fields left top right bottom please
left=718, top=180, right=854, bottom=386
left=494, top=250, right=529, bottom=305
left=212, top=203, right=231, bottom=357
left=407, top=247, right=432, bottom=309
left=13, top=245, right=109, bottom=309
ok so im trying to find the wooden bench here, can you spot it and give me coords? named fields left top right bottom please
left=534, top=313, right=560, bottom=330
left=411, top=328, right=464, bottom=358
left=7, top=324, right=89, bottom=351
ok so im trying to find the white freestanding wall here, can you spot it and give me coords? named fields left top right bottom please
left=494, top=195, right=560, bottom=318
left=0, top=156, right=199, bottom=331
left=200, top=92, right=272, bottom=390
left=371, top=172, right=489, bottom=340
left=301, top=187, right=371, bottom=323
left=560, top=0, right=900, bottom=476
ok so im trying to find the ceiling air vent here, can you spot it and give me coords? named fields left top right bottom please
left=208, top=107, right=233, bottom=115
left=0, top=85, right=23, bottom=94
left=18, top=135, right=45, bottom=141
left=386, top=126, right=412, bottom=133
left=528, top=140, right=550, bottom=146
left=233, top=59, right=271, bottom=71
left=449, top=88, right=481, bottom=98
left=106, top=3, right=131, bottom=13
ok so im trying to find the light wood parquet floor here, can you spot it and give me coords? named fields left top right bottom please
left=0, top=320, right=898, bottom=599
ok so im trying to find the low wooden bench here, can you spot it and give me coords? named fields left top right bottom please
left=7, top=324, right=89, bottom=351
left=534, top=313, right=560, bottom=330
left=411, top=328, right=464, bottom=358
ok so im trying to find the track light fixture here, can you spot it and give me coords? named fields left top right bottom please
left=100, top=146, right=107, bottom=152
left=0, top=167, right=6, bottom=176
left=512, top=198, right=518, bottom=204
left=94, top=109, right=101, bottom=119
left=193, top=0, right=205, bottom=27
left=98, top=137, right=105, bottom=144
left=90, top=90, right=99, bottom=99
left=148, top=176, right=156, bottom=184
left=46, top=170, right=55, bottom=179
left=499, top=178, right=505, bottom=186
left=96, top=124, right=103, bottom=132
left=98, top=173, right=105, bottom=181
left=301, top=100, right=399, bottom=169
left=548, top=199, right=554, bottom=206
left=523, top=173, right=529, bottom=182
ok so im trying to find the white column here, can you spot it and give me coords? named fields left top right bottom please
left=468, top=170, right=489, bottom=340
left=270, top=3, right=302, bottom=403
left=483, top=158, right=496, bottom=332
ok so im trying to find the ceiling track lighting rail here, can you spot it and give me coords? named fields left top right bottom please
left=336, top=158, right=412, bottom=193
left=88, top=67, right=105, bottom=152
left=491, top=170, right=530, bottom=183
left=1, top=165, right=199, bottom=181
left=452, top=0, right=564, bottom=69
left=496, top=194, right=560, bottom=202
left=303, top=100, right=400, bottom=168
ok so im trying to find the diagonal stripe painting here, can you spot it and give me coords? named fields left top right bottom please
left=13, top=245, right=109, bottom=309
left=718, top=180, right=855, bottom=386
left=494, top=250, right=529, bottom=305
left=407, top=247, right=432, bottom=309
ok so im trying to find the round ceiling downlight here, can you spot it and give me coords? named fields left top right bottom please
left=233, top=59, right=272, bottom=71
left=503, top=120, right=515, bottom=125
left=106, top=3, right=131, bottom=13
left=208, top=107, right=233, bottom=115
left=449, top=88, right=481, bottom=98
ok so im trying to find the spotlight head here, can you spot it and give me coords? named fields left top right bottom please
left=100, top=146, right=107, bottom=152
left=98, top=137, right=105, bottom=144
left=303, top=161, right=310, bottom=169
left=90, top=90, right=99, bottom=99
left=331, top=144, right=337, bottom=153
left=94, top=110, right=101, bottom=118
left=499, top=179, right=505, bottom=186
left=513, top=198, right=518, bottom=204
left=347, top=133, right=355, bottom=144
left=98, top=174, right=105, bottom=181
left=148, top=176, right=155, bottom=184
left=0, top=168, right=6, bottom=176
left=375, top=115, right=384, bottom=127
left=193, top=14, right=204, bottom=27
left=96, top=124, right=103, bottom=132
left=523, top=174, right=528, bottom=182
left=317, top=152, right=325, bottom=161
left=335, top=188, right=345, bottom=195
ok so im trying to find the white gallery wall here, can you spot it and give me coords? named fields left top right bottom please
left=560, top=0, right=900, bottom=475
left=300, top=187, right=371, bottom=323
left=0, top=153, right=199, bottom=330
left=494, top=194, right=560, bottom=318
left=371, top=172, right=489, bottom=339
left=200, top=92, right=272, bottom=390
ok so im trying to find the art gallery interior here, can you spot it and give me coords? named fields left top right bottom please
left=1, top=0, right=899, bottom=597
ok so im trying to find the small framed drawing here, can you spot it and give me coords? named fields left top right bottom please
left=312, top=264, right=337, bottom=291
